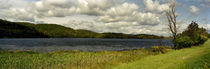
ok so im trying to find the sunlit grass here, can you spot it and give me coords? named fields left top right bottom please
left=114, top=39, right=210, bottom=69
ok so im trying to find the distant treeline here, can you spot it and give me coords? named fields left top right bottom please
left=0, top=19, right=163, bottom=39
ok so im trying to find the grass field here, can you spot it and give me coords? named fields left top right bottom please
left=114, top=39, right=210, bottom=69
left=0, top=40, right=209, bottom=69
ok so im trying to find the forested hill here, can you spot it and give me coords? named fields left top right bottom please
left=0, top=19, right=163, bottom=39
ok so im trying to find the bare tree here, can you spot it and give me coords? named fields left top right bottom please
left=165, top=2, right=178, bottom=48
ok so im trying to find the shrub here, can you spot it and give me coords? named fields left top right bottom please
left=190, top=34, right=208, bottom=46
left=152, top=46, right=171, bottom=54
left=197, top=35, right=208, bottom=45
left=175, top=36, right=194, bottom=49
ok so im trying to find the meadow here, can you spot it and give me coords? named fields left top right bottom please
left=0, top=49, right=153, bottom=69
left=0, top=40, right=209, bottom=69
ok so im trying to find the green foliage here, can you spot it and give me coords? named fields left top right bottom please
left=175, top=36, right=194, bottom=49
left=208, top=34, right=210, bottom=38
left=198, top=34, right=208, bottom=44
left=175, top=21, right=208, bottom=49
left=0, top=19, right=163, bottom=39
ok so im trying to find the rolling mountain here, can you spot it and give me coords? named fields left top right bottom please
left=0, top=19, right=163, bottom=39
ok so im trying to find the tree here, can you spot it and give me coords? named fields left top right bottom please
left=165, top=2, right=178, bottom=48
left=181, top=21, right=208, bottom=45
left=175, top=21, right=208, bottom=49
left=182, top=21, right=199, bottom=39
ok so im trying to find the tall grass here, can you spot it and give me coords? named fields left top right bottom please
left=0, top=49, right=152, bottom=69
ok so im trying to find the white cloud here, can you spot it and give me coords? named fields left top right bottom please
left=98, top=3, right=161, bottom=25
left=0, top=0, right=192, bottom=36
left=35, top=15, right=168, bottom=36
left=43, top=0, right=70, bottom=8
left=76, top=0, right=114, bottom=15
left=31, top=0, right=115, bottom=17
left=143, top=0, right=170, bottom=13
left=0, top=1, right=11, bottom=9
left=0, top=7, right=35, bottom=21
left=67, top=18, right=168, bottom=35
left=0, top=0, right=35, bottom=21
left=189, top=5, right=200, bottom=15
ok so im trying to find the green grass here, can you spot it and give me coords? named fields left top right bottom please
left=114, top=39, right=210, bottom=69
left=0, top=40, right=209, bottom=69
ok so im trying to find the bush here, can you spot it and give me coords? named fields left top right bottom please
left=190, top=34, right=208, bottom=46
left=152, top=46, right=171, bottom=54
left=175, top=21, right=208, bottom=49
left=197, top=35, right=208, bottom=45
left=175, top=36, right=194, bottom=49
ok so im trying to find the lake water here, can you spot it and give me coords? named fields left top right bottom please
left=0, top=38, right=173, bottom=52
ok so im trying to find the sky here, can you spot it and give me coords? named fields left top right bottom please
left=0, top=0, right=209, bottom=36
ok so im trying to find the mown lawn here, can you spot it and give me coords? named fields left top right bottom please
left=0, top=40, right=209, bottom=69
left=114, top=39, right=210, bottom=69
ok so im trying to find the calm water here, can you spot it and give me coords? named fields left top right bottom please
left=0, top=38, right=173, bottom=52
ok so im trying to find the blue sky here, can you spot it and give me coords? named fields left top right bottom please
left=127, top=0, right=209, bottom=24
left=0, top=0, right=209, bottom=35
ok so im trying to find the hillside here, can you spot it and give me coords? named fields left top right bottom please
left=17, top=22, right=100, bottom=38
left=0, top=19, right=163, bottom=39
left=0, top=20, right=48, bottom=38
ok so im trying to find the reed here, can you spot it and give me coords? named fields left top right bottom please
left=0, top=49, right=152, bottom=69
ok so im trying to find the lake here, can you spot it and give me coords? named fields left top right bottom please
left=0, top=38, right=173, bottom=52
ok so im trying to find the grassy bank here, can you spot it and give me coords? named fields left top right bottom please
left=0, top=40, right=209, bottom=69
left=0, top=49, right=154, bottom=69
left=114, top=39, right=210, bottom=69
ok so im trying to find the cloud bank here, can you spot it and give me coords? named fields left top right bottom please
left=0, top=0, right=207, bottom=36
